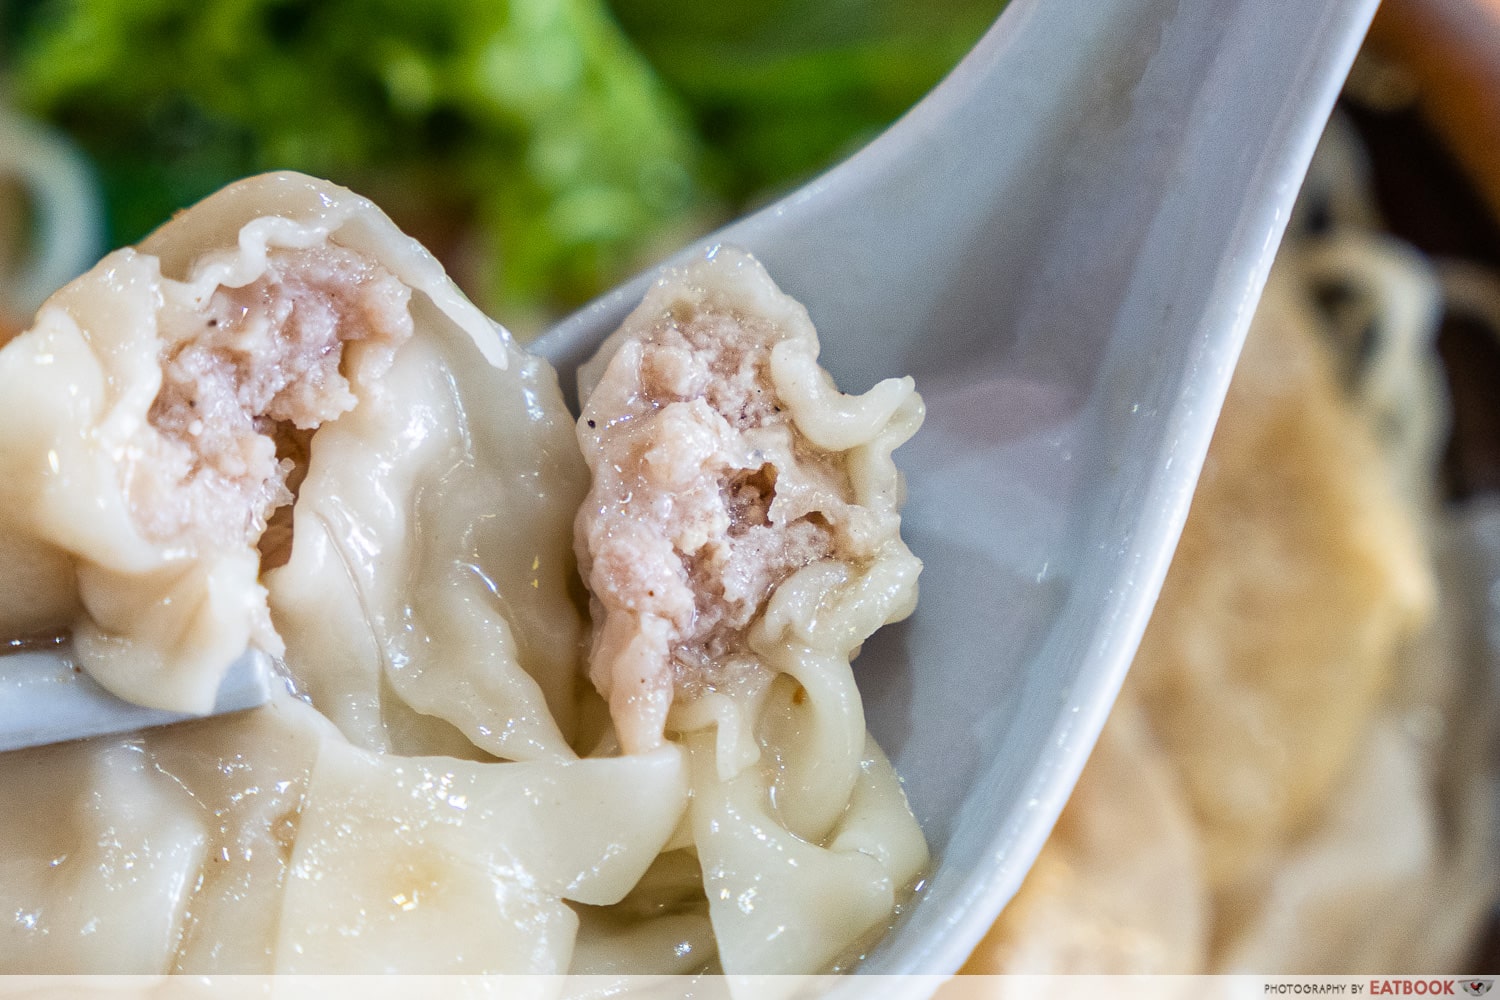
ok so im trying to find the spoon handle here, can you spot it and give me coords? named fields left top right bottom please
left=0, top=647, right=272, bottom=752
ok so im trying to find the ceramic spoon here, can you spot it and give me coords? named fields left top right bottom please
left=534, top=0, right=1379, bottom=977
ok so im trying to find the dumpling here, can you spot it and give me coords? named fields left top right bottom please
left=573, top=247, right=929, bottom=972
left=0, top=172, right=588, bottom=760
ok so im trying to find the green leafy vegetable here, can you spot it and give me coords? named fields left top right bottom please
left=607, top=0, right=1003, bottom=203
left=8, top=0, right=700, bottom=320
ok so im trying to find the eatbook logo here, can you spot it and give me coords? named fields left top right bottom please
left=1462, top=983, right=1494, bottom=997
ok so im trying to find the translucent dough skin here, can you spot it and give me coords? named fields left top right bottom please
left=0, top=691, right=340, bottom=973
left=0, top=691, right=691, bottom=974
left=262, top=296, right=588, bottom=760
left=278, top=743, right=688, bottom=972
left=0, top=739, right=209, bottom=973
left=688, top=732, right=929, bottom=974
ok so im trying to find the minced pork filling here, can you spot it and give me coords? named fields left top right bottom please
left=130, top=244, right=413, bottom=555
left=579, top=297, right=883, bottom=750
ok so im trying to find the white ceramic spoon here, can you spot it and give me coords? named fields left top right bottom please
left=533, top=0, right=1380, bottom=977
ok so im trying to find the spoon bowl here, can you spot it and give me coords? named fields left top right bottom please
left=533, top=0, right=1380, bottom=976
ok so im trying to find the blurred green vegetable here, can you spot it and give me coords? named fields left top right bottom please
left=6, top=0, right=700, bottom=320
left=608, top=0, right=1003, bottom=204
left=3, top=0, right=1001, bottom=326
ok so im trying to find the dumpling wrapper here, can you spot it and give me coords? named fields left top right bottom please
left=687, top=731, right=928, bottom=975
left=0, top=690, right=339, bottom=974
left=0, top=738, right=209, bottom=973
left=276, top=742, right=688, bottom=972
left=0, top=689, right=691, bottom=975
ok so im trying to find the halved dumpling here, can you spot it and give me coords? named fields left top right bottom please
left=575, top=245, right=923, bottom=758
left=574, top=247, right=930, bottom=973
left=0, top=172, right=588, bottom=761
